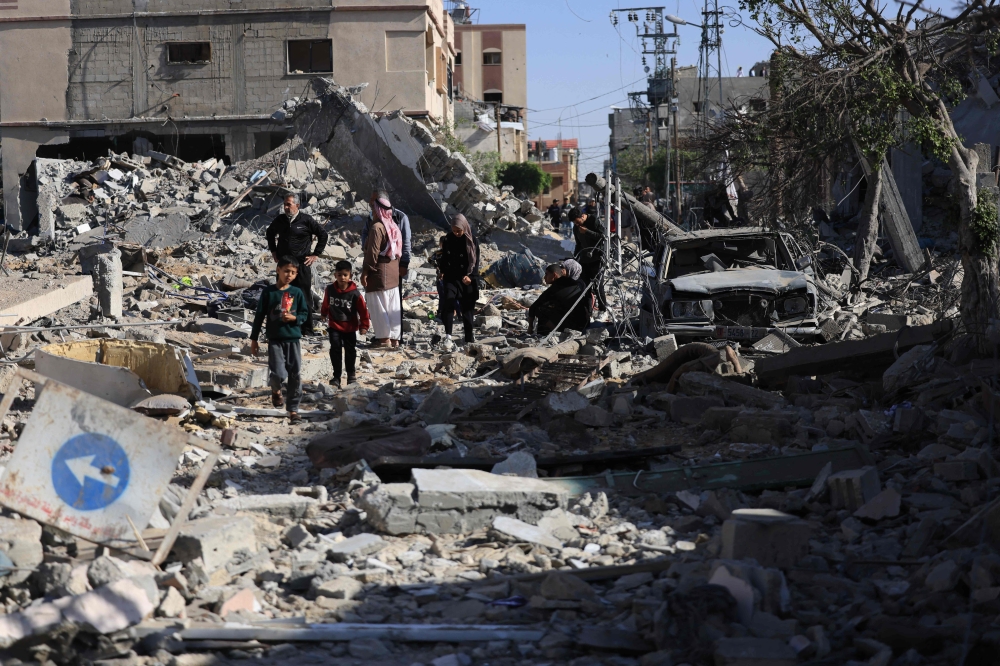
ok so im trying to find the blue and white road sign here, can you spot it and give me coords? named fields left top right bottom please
left=51, top=433, right=130, bottom=510
left=0, top=380, right=192, bottom=543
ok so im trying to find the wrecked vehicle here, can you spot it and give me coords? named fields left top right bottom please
left=640, top=229, right=822, bottom=342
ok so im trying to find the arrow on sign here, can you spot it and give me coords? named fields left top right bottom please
left=65, top=455, right=120, bottom=489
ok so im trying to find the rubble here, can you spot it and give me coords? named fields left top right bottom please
left=0, top=84, right=997, bottom=666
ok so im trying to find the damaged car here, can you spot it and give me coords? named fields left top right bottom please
left=640, top=229, right=831, bottom=342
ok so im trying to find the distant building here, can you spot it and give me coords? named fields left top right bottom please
left=0, top=0, right=457, bottom=230
left=607, top=73, right=770, bottom=179
left=528, top=139, right=578, bottom=209
left=451, top=6, right=527, bottom=162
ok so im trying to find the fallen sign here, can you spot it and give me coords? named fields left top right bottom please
left=0, top=368, right=219, bottom=564
left=543, top=443, right=874, bottom=496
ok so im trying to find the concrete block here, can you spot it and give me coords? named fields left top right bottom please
left=172, top=515, right=258, bottom=573
left=412, top=468, right=567, bottom=513
left=893, top=407, right=924, bottom=433
left=416, top=385, right=454, bottom=424
left=213, top=494, right=319, bottom=519
left=62, top=576, right=157, bottom=634
left=491, top=451, right=538, bottom=478
left=653, top=334, right=678, bottom=360
left=492, top=516, right=563, bottom=550
left=670, top=395, right=725, bottom=424
left=542, top=389, right=590, bottom=414
left=934, top=460, right=980, bottom=481
left=575, top=404, right=613, bottom=427
left=721, top=509, right=812, bottom=568
left=827, top=467, right=880, bottom=511
left=325, top=533, right=386, bottom=562
left=853, top=488, right=901, bottom=521
left=314, top=576, right=364, bottom=600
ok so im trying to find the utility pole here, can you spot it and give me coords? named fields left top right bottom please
left=672, top=56, right=681, bottom=227
left=610, top=7, right=677, bottom=165
left=495, top=104, right=502, bottom=157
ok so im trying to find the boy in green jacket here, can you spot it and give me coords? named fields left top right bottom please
left=250, top=256, right=310, bottom=423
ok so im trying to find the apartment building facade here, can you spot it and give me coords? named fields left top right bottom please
left=528, top=138, right=578, bottom=209
left=0, top=0, right=456, bottom=229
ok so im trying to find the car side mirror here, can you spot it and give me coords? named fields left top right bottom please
left=795, top=255, right=813, bottom=270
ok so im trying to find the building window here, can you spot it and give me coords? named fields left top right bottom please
left=288, top=39, right=333, bottom=74
left=166, top=42, right=211, bottom=64
left=483, top=51, right=502, bottom=66
left=454, top=51, right=462, bottom=66
left=484, top=91, right=503, bottom=104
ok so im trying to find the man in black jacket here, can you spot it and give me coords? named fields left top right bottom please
left=570, top=206, right=608, bottom=312
left=266, top=193, right=329, bottom=335
left=528, top=263, right=591, bottom=335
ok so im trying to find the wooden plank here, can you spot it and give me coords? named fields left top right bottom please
left=543, top=443, right=875, bottom=496
left=754, top=320, right=952, bottom=385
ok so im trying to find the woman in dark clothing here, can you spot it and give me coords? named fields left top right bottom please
left=437, top=214, right=480, bottom=343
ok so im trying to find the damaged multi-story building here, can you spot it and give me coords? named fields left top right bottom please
left=0, top=0, right=458, bottom=231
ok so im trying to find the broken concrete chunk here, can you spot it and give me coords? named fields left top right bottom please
left=62, top=576, right=157, bottom=634
left=0, top=517, right=42, bottom=588
left=574, top=404, right=613, bottom=427
left=416, top=386, right=454, bottom=424
left=670, top=395, right=725, bottom=424
left=325, top=533, right=386, bottom=562
left=853, top=487, right=901, bottom=520
left=652, top=334, right=679, bottom=360
left=925, top=560, right=960, bottom=592
left=491, top=516, right=563, bottom=550
left=314, top=576, right=364, bottom=600
left=827, top=467, right=880, bottom=511
left=171, top=515, right=258, bottom=573
left=677, top=372, right=786, bottom=410
left=490, top=451, right=539, bottom=478
left=721, top=509, right=812, bottom=568
left=542, top=389, right=590, bottom=415
left=213, top=494, right=319, bottom=519
left=412, top=468, right=567, bottom=513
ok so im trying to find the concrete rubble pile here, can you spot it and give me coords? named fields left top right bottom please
left=0, top=102, right=999, bottom=666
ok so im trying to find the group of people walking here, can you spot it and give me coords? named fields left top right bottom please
left=250, top=189, right=480, bottom=421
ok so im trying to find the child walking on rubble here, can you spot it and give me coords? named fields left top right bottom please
left=250, top=256, right=310, bottom=424
left=321, top=260, right=370, bottom=389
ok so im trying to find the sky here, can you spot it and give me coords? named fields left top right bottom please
left=473, top=0, right=775, bottom=178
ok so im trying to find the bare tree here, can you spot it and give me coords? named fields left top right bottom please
left=702, top=0, right=1000, bottom=349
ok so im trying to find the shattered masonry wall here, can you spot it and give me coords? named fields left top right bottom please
left=293, top=79, right=504, bottom=231
left=67, top=15, right=332, bottom=121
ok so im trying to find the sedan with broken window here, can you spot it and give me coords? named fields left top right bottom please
left=640, top=229, right=825, bottom=342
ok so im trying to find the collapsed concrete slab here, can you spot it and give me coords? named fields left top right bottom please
left=292, top=78, right=526, bottom=232
left=35, top=339, right=202, bottom=406
left=0, top=274, right=93, bottom=326
left=358, top=469, right=569, bottom=535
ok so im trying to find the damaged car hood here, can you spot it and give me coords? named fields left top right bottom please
left=669, top=268, right=812, bottom=295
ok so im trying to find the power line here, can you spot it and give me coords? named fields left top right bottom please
left=526, top=78, right=645, bottom=113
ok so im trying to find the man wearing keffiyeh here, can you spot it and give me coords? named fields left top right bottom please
left=361, top=193, right=403, bottom=347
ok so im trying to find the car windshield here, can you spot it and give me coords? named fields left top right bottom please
left=666, top=236, right=788, bottom=279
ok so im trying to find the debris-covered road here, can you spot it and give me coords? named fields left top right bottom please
left=0, top=80, right=997, bottom=666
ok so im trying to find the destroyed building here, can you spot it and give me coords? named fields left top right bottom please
left=0, top=0, right=458, bottom=232
left=3, top=20, right=1000, bottom=664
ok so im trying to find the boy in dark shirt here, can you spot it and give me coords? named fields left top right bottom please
left=250, top=257, right=310, bottom=423
left=321, top=260, right=370, bottom=388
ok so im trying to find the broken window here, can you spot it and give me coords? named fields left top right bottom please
left=483, top=51, right=502, bottom=66
left=166, top=43, right=211, bottom=64
left=287, top=39, right=333, bottom=74
left=484, top=91, right=503, bottom=104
